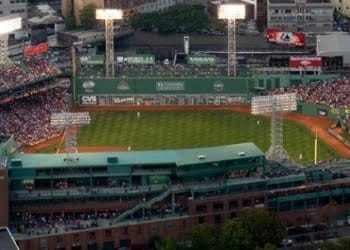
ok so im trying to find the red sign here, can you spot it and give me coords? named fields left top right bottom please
left=24, top=42, right=48, bottom=57
left=265, top=28, right=305, bottom=47
left=289, top=56, right=322, bottom=67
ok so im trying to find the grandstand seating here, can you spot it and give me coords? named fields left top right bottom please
left=0, top=58, right=59, bottom=91
left=0, top=87, right=70, bottom=148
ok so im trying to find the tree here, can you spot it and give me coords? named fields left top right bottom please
left=185, top=224, right=215, bottom=250
left=256, top=243, right=278, bottom=250
left=155, top=238, right=179, bottom=250
left=64, top=16, right=76, bottom=30
left=239, top=208, right=286, bottom=248
left=79, top=3, right=97, bottom=29
left=337, top=238, right=350, bottom=249
left=217, top=219, right=253, bottom=250
left=130, top=4, right=208, bottom=34
left=320, top=237, right=350, bottom=250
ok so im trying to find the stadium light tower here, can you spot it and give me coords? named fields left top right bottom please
left=251, top=93, right=297, bottom=164
left=96, top=9, right=123, bottom=77
left=0, top=15, right=21, bottom=65
left=218, top=4, right=245, bottom=77
left=51, top=112, right=91, bottom=160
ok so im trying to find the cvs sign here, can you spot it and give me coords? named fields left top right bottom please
left=81, top=96, right=97, bottom=105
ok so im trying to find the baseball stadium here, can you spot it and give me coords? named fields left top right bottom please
left=2, top=10, right=350, bottom=250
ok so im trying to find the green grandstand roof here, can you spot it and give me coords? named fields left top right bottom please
left=175, top=143, right=263, bottom=166
left=10, top=143, right=263, bottom=169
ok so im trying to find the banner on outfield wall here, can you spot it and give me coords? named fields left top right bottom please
left=81, top=95, right=98, bottom=105
left=289, top=56, right=322, bottom=68
left=187, top=55, right=216, bottom=65
left=156, top=81, right=185, bottom=91
left=124, top=55, right=155, bottom=65
left=318, top=109, right=327, bottom=116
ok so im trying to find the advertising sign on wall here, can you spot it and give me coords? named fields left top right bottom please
left=81, top=96, right=98, bottom=105
left=187, top=55, right=216, bottom=65
left=289, top=56, right=322, bottom=68
left=24, top=42, right=48, bottom=57
left=125, top=55, right=155, bottom=65
left=265, top=29, right=305, bottom=47
left=156, top=81, right=185, bottom=91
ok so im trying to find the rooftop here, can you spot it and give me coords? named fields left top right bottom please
left=0, top=228, right=19, bottom=250
left=269, top=0, right=331, bottom=4
left=317, top=34, right=350, bottom=55
left=10, top=143, right=263, bottom=169
left=28, top=4, right=63, bottom=25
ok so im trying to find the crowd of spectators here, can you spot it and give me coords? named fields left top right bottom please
left=116, top=64, right=224, bottom=78
left=80, top=63, right=225, bottom=78
left=269, top=77, right=350, bottom=109
left=11, top=202, right=188, bottom=236
left=0, top=87, right=70, bottom=149
left=11, top=211, right=121, bottom=236
left=0, top=58, right=59, bottom=90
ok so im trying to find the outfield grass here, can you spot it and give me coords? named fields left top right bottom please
left=70, top=111, right=338, bottom=164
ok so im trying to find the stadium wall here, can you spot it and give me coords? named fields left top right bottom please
left=75, top=74, right=340, bottom=119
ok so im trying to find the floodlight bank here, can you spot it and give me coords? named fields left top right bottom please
left=218, top=4, right=246, bottom=20
left=0, top=16, right=21, bottom=35
left=96, top=9, right=123, bottom=20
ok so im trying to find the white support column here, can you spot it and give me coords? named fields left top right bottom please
left=105, top=19, right=115, bottom=77
left=0, top=35, right=9, bottom=65
left=227, top=19, right=236, bottom=77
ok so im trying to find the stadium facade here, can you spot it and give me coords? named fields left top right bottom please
left=2, top=134, right=350, bottom=250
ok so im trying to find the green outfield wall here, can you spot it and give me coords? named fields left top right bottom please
left=76, top=77, right=254, bottom=95
left=75, top=74, right=343, bottom=120
left=295, top=102, right=350, bottom=120
left=76, top=74, right=338, bottom=96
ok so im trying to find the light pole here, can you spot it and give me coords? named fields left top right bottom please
left=96, top=9, right=123, bottom=77
left=0, top=15, right=22, bottom=65
left=218, top=4, right=245, bottom=77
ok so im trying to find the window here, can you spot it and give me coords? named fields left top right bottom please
left=198, top=216, right=205, bottom=224
left=105, top=230, right=112, bottom=238
left=39, top=238, right=48, bottom=250
left=73, top=234, right=80, bottom=245
left=89, top=232, right=96, bottom=241
left=166, top=223, right=174, bottom=232
left=213, top=202, right=223, bottom=211
left=196, top=205, right=207, bottom=213
left=150, top=225, right=157, bottom=233
left=243, top=199, right=251, bottom=207
left=285, top=9, right=292, bottom=14
left=214, top=215, right=221, bottom=224
left=229, top=200, right=239, bottom=209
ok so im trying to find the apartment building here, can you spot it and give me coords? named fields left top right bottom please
left=0, top=0, right=27, bottom=18
left=267, top=0, right=334, bottom=32
left=61, top=0, right=104, bottom=26
left=332, top=0, right=350, bottom=18
left=106, top=0, right=203, bottom=16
